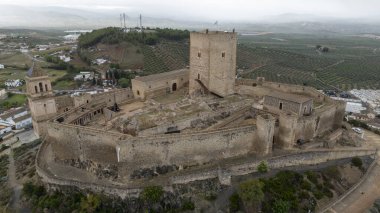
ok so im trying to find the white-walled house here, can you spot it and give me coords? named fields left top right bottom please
left=5, top=79, right=24, bottom=87
left=0, top=121, right=12, bottom=135
left=0, top=64, right=4, bottom=69
left=74, top=72, right=93, bottom=81
left=0, top=107, right=32, bottom=129
left=13, top=113, right=32, bottom=129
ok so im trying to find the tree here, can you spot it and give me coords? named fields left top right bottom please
left=351, top=157, right=363, bottom=169
left=316, top=45, right=322, bottom=50
left=238, top=179, right=264, bottom=211
left=322, top=47, right=329, bottom=52
left=119, top=78, right=130, bottom=88
left=257, top=161, right=269, bottom=173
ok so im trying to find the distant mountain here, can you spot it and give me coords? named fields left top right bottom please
left=1, top=5, right=380, bottom=34
left=0, top=5, right=210, bottom=30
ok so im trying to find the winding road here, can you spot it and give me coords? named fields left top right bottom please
left=325, top=130, right=380, bottom=213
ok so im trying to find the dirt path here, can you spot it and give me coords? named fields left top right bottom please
left=325, top=130, right=380, bottom=213
left=7, top=150, right=23, bottom=212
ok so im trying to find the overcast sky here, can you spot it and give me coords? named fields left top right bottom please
left=1, top=0, right=380, bottom=22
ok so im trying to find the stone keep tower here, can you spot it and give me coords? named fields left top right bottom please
left=189, top=30, right=237, bottom=97
left=25, top=62, right=57, bottom=137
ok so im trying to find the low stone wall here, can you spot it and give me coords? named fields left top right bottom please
left=236, top=79, right=327, bottom=102
left=171, top=149, right=377, bottom=185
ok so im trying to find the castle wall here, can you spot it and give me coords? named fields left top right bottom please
left=118, top=125, right=261, bottom=169
left=47, top=120, right=275, bottom=172
left=264, top=96, right=302, bottom=115
left=55, top=95, right=74, bottom=113
left=37, top=137, right=375, bottom=198
left=236, top=79, right=327, bottom=102
left=48, top=123, right=125, bottom=164
left=236, top=79, right=346, bottom=149
left=92, top=88, right=134, bottom=106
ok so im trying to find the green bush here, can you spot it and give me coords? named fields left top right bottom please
left=305, top=171, right=318, bottom=185
left=229, top=193, right=241, bottom=212
left=323, top=187, right=333, bottom=198
left=351, top=157, right=363, bottom=169
left=181, top=200, right=195, bottom=211
left=301, top=180, right=312, bottom=191
left=323, top=166, right=341, bottom=180
left=298, top=190, right=310, bottom=200
left=272, top=199, right=291, bottom=213
left=238, top=179, right=265, bottom=204
left=118, top=78, right=130, bottom=88
left=257, top=161, right=269, bottom=173
left=140, top=185, right=164, bottom=203
left=312, top=189, right=324, bottom=200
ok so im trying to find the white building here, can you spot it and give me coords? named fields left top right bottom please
left=0, top=64, right=4, bottom=69
left=59, top=55, right=71, bottom=62
left=0, top=121, right=12, bottom=135
left=0, top=89, right=6, bottom=98
left=13, top=113, right=32, bottom=129
left=5, top=79, right=24, bottom=87
left=93, top=58, right=108, bottom=65
left=345, top=102, right=367, bottom=114
left=74, top=72, right=93, bottom=81
left=350, top=89, right=380, bottom=109
left=0, top=107, right=32, bottom=130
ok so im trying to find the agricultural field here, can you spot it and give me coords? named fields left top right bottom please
left=238, top=33, right=380, bottom=90
left=77, top=42, right=144, bottom=70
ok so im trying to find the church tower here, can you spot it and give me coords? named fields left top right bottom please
left=25, top=62, right=57, bottom=137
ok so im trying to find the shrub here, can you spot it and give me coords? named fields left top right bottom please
left=140, top=185, right=164, bottom=203
left=301, top=180, right=312, bottom=191
left=229, top=193, right=241, bottom=212
left=351, top=157, right=363, bottom=169
left=323, top=166, right=341, bottom=180
left=239, top=179, right=264, bottom=203
left=118, top=78, right=130, bottom=88
left=323, top=187, right=333, bottom=198
left=272, top=199, right=291, bottom=213
left=181, top=200, right=195, bottom=211
left=305, top=171, right=318, bottom=185
left=312, top=189, right=324, bottom=200
left=257, top=161, right=269, bottom=173
left=298, top=190, right=310, bottom=200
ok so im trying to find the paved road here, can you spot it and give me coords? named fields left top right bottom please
left=327, top=130, right=380, bottom=213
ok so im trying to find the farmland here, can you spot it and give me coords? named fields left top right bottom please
left=238, top=33, right=380, bottom=90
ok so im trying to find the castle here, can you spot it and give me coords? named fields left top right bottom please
left=29, top=30, right=347, bottom=194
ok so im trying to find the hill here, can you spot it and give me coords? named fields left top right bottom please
left=75, top=28, right=380, bottom=91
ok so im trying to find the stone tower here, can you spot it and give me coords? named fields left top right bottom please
left=189, top=30, right=237, bottom=97
left=25, top=62, right=57, bottom=137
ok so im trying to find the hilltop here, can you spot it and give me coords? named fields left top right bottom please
left=73, top=27, right=380, bottom=91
